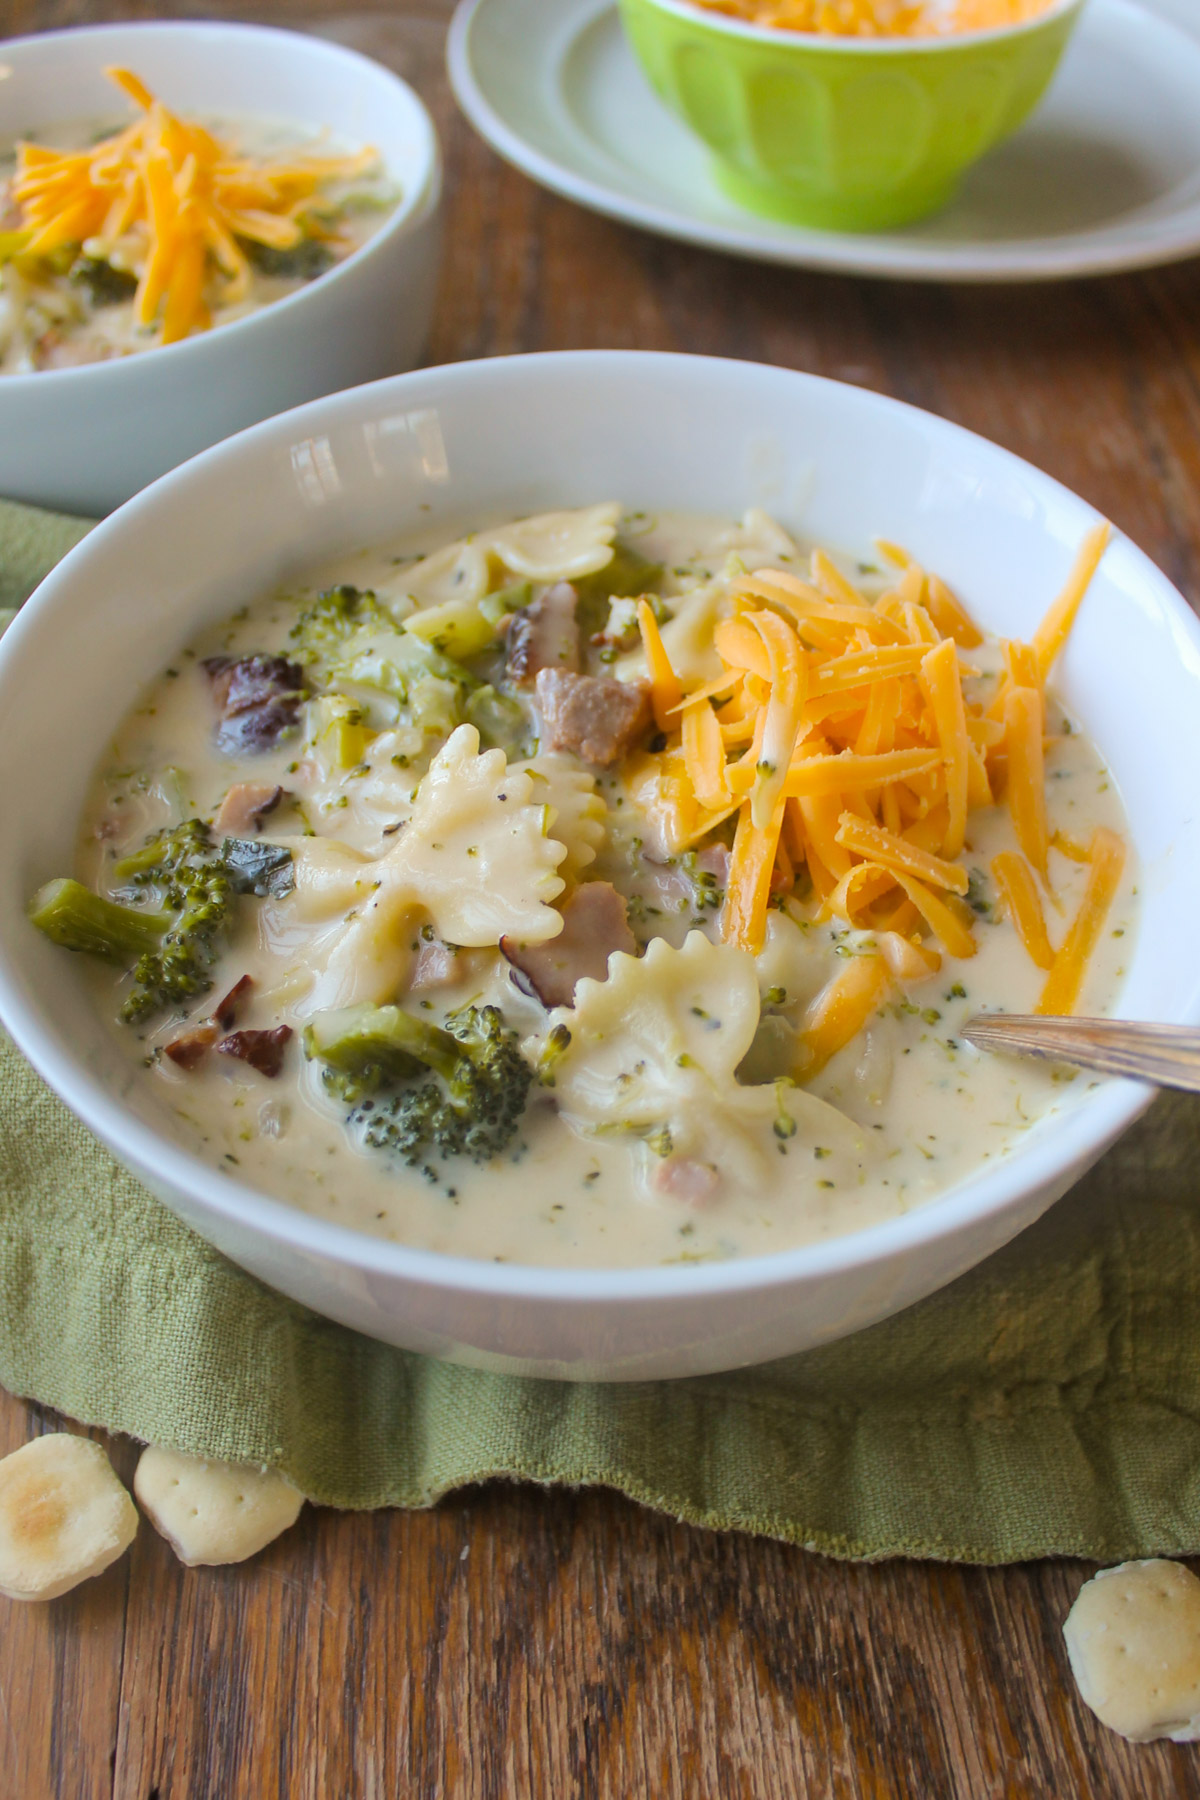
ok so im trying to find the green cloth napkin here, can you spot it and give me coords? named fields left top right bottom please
left=0, top=497, right=91, bottom=611
left=4, top=499, right=1200, bottom=1563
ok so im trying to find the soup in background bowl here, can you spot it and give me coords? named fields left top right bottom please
left=0, top=64, right=402, bottom=374
left=0, top=350, right=1196, bottom=1380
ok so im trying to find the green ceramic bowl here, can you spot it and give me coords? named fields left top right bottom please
left=618, top=0, right=1087, bottom=230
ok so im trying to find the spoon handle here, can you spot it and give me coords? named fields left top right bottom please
left=961, top=1016, right=1200, bottom=1094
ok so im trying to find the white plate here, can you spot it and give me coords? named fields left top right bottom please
left=448, top=0, right=1200, bottom=282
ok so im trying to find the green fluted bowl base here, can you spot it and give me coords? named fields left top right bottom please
left=711, top=159, right=962, bottom=231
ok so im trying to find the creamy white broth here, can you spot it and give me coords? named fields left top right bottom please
left=71, top=508, right=1136, bottom=1270
left=0, top=114, right=397, bottom=374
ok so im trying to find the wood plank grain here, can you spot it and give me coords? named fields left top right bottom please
left=0, top=1400, right=128, bottom=1800
left=4, top=1, right=1200, bottom=1796
left=93, top=1432, right=1200, bottom=1800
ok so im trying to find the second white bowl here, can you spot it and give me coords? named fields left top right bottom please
left=0, top=21, right=442, bottom=514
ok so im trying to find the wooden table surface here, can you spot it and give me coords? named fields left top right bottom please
left=4, top=1, right=1200, bottom=1794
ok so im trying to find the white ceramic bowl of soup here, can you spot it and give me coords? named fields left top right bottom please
left=2, top=350, right=1199, bottom=1382
left=0, top=21, right=442, bottom=514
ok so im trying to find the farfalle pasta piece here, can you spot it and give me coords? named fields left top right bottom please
left=710, top=508, right=800, bottom=564
left=399, top=725, right=567, bottom=943
left=487, top=504, right=620, bottom=580
left=396, top=505, right=621, bottom=608
left=286, top=726, right=567, bottom=1007
left=288, top=836, right=377, bottom=922
left=545, top=932, right=864, bottom=1193
left=514, top=753, right=607, bottom=882
left=394, top=538, right=494, bottom=610
left=657, top=583, right=726, bottom=685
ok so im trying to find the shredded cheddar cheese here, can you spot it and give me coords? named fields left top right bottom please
left=637, top=599, right=685, bottom=733
left=1002, top=686, right=1049, bottom=875
left=688, top=0, right=1055, bottom=36
left=1032, top=523, right=1112, bottom=680
left=834, top=813, right=971, bottom=895
left=991, top=850, right=1054, bottom=970
left=7, top=67, right=378, bottom=345
left=1037, top=828, right=1127, bottom=1016
left=918, top=637, right=970, bottom=857
left=725, top=797, right=786, bottom=954
left=795, top=954, right=893, bottom=1080
left=628, top=521, right=1123, bottom=1039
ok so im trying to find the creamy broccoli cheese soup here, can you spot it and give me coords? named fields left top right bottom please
left=37, top=505, right=1135, bottom=1270
left=0, top=68, right=397, bottom=373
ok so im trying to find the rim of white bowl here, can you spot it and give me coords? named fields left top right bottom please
left=0, top=20, right=441, bottom=391
left=632, top=0, right=1085, bottom=51
left=1, top=348, right=1197, bottom=1308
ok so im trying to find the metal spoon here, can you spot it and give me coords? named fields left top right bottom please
left=961, top=1016, right=1200, bottom=1094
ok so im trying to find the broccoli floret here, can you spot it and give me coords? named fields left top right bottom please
left=69, top=255, right=138, bottom=306
left=112, top=820, right=235, bottom=1021
left=680, top=850, right=724, bottom=912
left=362, top=1005, right=533, bottom=1166
left=288, top=584, right=396, bottom=666
left=360, top=1084, right=449, bottom=1176
left=241, top=235, right=334, bottom=281
left=329, top=628, right=483, bottom=737
left=287, top=584, right=488, bottom=741
left=305, top=1002, right=533, bottom=1167
left=111, top=817, right=215, bottom=882
left=28, top=879, right=172, bottom=962
left=966, top=868, right=993, bottom=917
left=535, top=1021, right=572, bottom=1088
left=30, top=820, right=236, bottom=1023
left=303, top=1003, right=431, bottom=1103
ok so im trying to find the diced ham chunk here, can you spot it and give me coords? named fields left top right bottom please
left=652, top=1157, right=720, bottom=1208
left=202, top=655, right=305, bottom=755
left=410, top=938, right=458, bottom=990
left=501, top=881, right=635, bottom=1008
left=216, top=1026, right=292, bottom=1078
left=535, top=668, right=652, bottom=767
left=506, top=583, right=580, bottom=687
left=215, top=783, right=285, bottom=836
